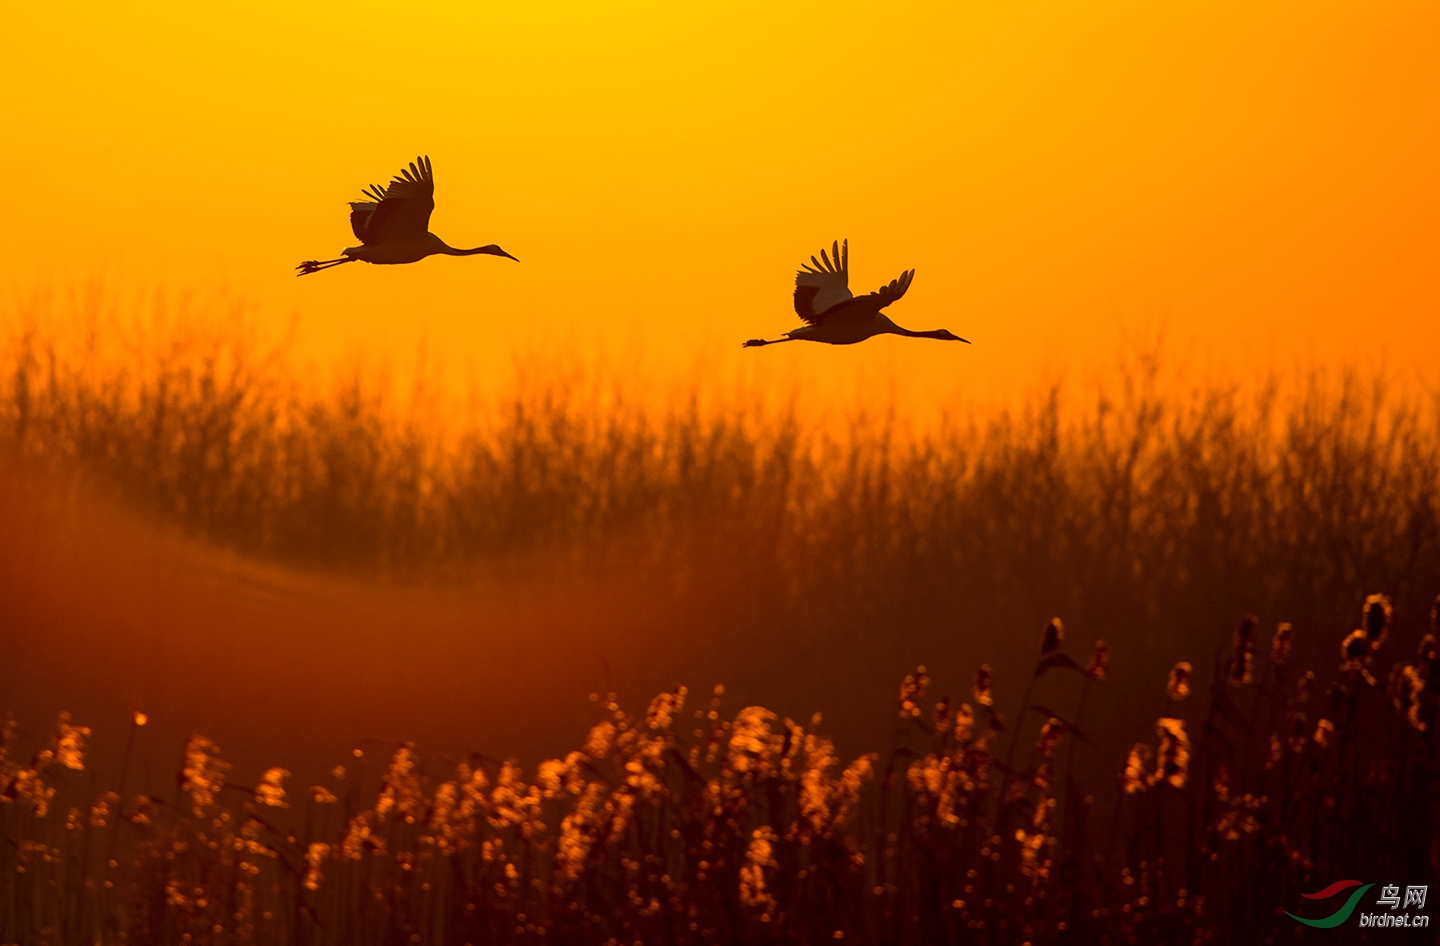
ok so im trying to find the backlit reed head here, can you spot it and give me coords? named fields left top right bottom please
left=1086, top=639, right=1110, bottom=680
left=1363, top=593, right=1392, bottom=647
left=1230, top=615, right=1256, bottom=685
left=899, top=665, right=929, bottom=719
left=1340, top=629, right=1375, bottom=682
left=1286, top=711, right=1308, bottom=753
left=255, top=767, right=289, bottom=808
left=972, top=664, right=994, bottom=707
left=88, top=791, right=118, bottom=828
left=303, top=842, right=330, bottom=890
left=1120, top=743, right=1152, bottom=794
left=952, top=703, right=975, bottom=743
left=932, top=696, right=951, bottom=733
left=1396, top=665, right=1427, bottom=732
left=1035, top=717, right=1066, bottom=758
left=1167, top=661, right=1192, bottom=701
left=645, top=686, right=687, bottom=731
left=179, top=735, right=229, bottom=813
left=1296, top=670, right=1314, bottom=704
left=728, top=706, right=780, bottom=775
left=1154, top=718, right=1190, bottom=788
left=52, top=712, right=90, bottom=771
left=1270, top=622, right=1293, bottom=666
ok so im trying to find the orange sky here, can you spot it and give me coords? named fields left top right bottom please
left=3, top=0, right=1437, bottom=408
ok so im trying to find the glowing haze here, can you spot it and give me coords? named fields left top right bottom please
left=4, top=0, right=1437, bottom=405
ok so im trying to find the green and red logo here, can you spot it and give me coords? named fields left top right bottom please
left=1286, top=879, right=1374, bottom=929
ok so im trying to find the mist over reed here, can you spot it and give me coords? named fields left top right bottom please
left=3, top=295, right=1438, bottom=666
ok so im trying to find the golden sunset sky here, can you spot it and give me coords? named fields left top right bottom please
left=4, top=0, right=1437, bottom=406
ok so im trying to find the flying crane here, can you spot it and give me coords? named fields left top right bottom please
left=743, top=240, right=968, bottom=347
left=298, top=156, right=517, bottom=275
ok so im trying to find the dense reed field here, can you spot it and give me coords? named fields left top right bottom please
left=2, top=594, right=1436, bottom=944
left=3, top=299, right=1440, bottom=941
left=3, top=300, right=1439, bottom=656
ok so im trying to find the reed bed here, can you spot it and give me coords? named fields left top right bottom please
left=4, top=299, right=1440, bottom=941
left=3, top=593, right=1436, bottom=945
left=3, top=300, right=1440, bottom=667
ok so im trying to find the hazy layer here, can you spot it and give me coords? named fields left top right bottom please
left=4, top=312, right=1438, bottom=793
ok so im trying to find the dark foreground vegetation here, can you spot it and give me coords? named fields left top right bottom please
left=3, top=593, right=1437, bottom=944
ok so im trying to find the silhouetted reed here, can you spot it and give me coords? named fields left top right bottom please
left=3, top=593, right=1435, bottom=944
left=4, top=299, right=1440, bottom=675
left=5, top=297, right=1440, bottom=941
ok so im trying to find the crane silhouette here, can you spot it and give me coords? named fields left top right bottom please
left=297, top=156, right=517, bottom=275
left=743, top=240, right=969, bottom=348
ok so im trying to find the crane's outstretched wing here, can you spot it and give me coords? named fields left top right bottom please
left=794, top=239, right=853, bottom=324
left=862, top=269, right=914, bottom=308
left=347, top=156, right=436, bottom=245
left=348, top=187, right=383, bottom=241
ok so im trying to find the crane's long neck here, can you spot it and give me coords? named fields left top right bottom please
left=436, top=239, right=515, bottom=259
left=886, top=323, right=952, bottom=340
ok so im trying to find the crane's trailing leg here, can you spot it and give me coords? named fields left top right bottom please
left=742, top=337, right=793, bottom=348
left=296, top=258, right=357, bottom=276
